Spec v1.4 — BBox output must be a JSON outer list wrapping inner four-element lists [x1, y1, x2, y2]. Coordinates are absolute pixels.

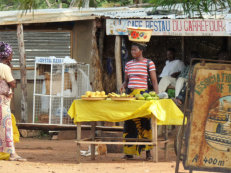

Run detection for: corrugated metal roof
[[96, 6, 231, 19], [0, 5, 231, 26], [0, 7, 129, 25]]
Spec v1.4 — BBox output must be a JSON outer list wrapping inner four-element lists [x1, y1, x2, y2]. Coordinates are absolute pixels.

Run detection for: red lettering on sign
[[189, 21, 192, 31], [217, 21, 224, 31], [184, 21, 188, 31], [209, 21, 215, 31], [172, 20, 177, 31]]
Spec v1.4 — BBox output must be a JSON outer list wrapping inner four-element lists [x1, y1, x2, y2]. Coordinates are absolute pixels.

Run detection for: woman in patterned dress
[[0, 42, 26, 161], [120, 42, 159, 160]]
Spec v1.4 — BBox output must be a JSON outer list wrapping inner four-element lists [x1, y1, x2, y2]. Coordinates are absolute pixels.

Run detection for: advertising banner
[[184, 63, 231, 172], [106, 19, 231, 36]]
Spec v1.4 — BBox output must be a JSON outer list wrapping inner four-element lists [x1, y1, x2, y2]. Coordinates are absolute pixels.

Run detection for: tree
[[0, 0, 133, 11], [149, 0, 231, 18]]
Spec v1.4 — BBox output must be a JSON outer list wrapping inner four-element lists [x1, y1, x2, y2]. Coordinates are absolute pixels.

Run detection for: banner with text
[[106, 19, 231, 36], [184, 63, 231, 172]]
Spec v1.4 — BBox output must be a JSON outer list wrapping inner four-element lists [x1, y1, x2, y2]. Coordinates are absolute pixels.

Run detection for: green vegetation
[[1, 0, 230, 18], [0, 0, 135, 11], [149, 0, 231, 17]]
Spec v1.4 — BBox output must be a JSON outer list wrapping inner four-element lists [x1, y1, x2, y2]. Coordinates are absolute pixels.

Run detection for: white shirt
[[159, 59, 185, 78]]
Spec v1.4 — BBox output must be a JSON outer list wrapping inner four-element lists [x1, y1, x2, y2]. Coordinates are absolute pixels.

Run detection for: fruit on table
[[136, 91, 159, 100], [82, 91, 107, 98], [137, 96, 145, 100], [149, 91, 156, 97], [146, 96, 153, 100], [143, 93, 150, 98], [108, 92, 134, 98], [108, 92, 120, 98]]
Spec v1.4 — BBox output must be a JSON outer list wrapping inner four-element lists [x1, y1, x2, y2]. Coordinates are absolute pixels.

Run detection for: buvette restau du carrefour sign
[[106, 19, 231, 36]]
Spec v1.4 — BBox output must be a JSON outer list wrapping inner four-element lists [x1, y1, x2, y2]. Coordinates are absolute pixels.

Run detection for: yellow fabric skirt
[[0, 114, 20, 160]]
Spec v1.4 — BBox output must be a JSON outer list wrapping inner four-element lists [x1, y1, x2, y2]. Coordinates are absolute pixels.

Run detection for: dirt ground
[[0, 136, 216, 173]]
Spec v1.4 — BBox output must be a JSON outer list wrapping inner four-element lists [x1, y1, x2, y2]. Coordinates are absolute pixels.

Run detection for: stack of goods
[[135, 91, 159, 100], [81, 91, 107, 98], [107, 92, 133, 98], [80, 91, 163, 101]]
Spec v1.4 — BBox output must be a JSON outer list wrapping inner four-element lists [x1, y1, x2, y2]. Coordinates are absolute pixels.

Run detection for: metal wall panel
[[0, 31, 71, 67]]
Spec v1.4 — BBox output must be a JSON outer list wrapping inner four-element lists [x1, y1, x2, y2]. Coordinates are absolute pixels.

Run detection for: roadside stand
[[68, 28, 185, 163], [68, 93, 184, 163], [0, 7, 230, 173]]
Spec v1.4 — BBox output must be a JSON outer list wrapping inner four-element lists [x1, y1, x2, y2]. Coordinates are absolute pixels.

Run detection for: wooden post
[[151, 117, 158, 162], [181, 37, 185, 61], [91, 122, 96, 160], [76, 122, 81, 163], [115, 36, 122, 92], [17, 24, 28, 123], [227, 37, 231, 57], [99, 24, 105, 65], [164, 125, 168, 161], [91, 20, 104, 91]]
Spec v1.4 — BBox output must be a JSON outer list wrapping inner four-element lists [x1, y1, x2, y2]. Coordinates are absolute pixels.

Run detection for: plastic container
[[127, 27, 153, 42]]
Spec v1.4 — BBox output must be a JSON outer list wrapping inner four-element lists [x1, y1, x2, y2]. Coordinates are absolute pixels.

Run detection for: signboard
[[106, 19, 231, 36], [35, 57, 64, 64], [184, 63, 231, 172]]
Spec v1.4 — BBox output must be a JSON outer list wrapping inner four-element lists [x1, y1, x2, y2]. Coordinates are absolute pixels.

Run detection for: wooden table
[[68, 99, 184, 163]]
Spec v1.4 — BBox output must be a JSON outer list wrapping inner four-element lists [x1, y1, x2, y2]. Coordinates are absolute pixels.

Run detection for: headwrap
[[0, 42, 13, 60]]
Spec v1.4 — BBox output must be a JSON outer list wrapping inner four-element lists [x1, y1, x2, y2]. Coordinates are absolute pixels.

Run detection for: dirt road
[[0, 138, 215, 173]]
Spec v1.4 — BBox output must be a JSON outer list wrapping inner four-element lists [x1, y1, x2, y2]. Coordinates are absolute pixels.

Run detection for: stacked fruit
[[108, 92, 133, 98], [81, 91, 107, 98], [135, 91, 159, 100]]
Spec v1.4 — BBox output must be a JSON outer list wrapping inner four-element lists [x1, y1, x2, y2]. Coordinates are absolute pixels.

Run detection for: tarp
[[68, 99, 185, 125]]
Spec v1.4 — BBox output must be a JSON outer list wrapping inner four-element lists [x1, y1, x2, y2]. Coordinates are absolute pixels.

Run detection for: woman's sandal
[[146, 155, 153, 161], [146, 151, 152, 161], [122, 155, 133, 160], [9, 155, 27, 162]]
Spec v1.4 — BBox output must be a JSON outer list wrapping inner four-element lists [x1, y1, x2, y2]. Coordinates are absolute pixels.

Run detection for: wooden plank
[[115, 35, 122, 92], [17, 24, 28, 122], [16, 123, 124, 131], [76, 141, 156, 145], [95, 137, 152, 142], [93, 136, 168, 143], [76, 122, 81, 164]]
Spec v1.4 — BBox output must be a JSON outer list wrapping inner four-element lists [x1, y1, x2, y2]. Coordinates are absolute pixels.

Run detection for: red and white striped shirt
[[125, 58, 156, 89]]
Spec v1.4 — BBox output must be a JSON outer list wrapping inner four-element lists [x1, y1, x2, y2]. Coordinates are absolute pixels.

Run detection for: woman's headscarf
[[0, 42, 13, 60]]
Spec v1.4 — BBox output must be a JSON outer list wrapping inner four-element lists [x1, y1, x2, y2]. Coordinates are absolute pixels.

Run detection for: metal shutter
[[0, 31, 71, 67]]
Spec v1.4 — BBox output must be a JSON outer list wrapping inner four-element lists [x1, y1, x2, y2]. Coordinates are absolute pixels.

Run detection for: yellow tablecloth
[[68, 99, 185, 125]]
